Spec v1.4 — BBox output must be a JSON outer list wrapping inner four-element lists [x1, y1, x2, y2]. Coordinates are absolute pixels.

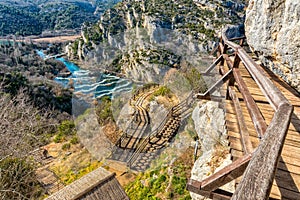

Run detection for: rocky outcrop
[[190, 100, 233, 199], [67, 0, 247, 82], [245, 0, 300, 92]]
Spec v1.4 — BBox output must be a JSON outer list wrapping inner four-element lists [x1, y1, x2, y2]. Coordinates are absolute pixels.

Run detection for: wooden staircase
[[109, 85, 157, 163], [127, 92, 194, 171]]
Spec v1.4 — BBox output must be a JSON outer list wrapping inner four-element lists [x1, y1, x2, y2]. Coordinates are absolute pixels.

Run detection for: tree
[[0, 87, 59, 199], [0, 88, 57, 158], [0, 157, 43, 200]]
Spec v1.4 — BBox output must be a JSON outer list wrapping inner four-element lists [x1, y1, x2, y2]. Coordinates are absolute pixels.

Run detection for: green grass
[[53, 120, 76, 143], [125, 146, 194, 199]]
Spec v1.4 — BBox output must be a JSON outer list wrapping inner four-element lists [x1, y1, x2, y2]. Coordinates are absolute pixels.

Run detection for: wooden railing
[[127, 91, 194, 168], [187, 29, 293, 199]]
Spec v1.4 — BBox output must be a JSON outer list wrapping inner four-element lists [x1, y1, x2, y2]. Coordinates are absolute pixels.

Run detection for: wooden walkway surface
[[226, 59, 300, 199]]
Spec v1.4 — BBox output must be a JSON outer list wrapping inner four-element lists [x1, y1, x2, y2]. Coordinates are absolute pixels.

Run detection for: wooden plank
[[222, 31, 291, 110], [270, 184, 300, 200], [227, 121, 300, 146], [230, 149, 300, 176], [232, 103, 293, 200], [228, 86, 253, 154], [239, 76, 300, 101], [228, 128, 300, 151], [226, 112, 300, 133], [226, 99, 300, 114], [235, 90, 270, 104], [229, 134, 300, 166], [187, 179, 232, 200], [241, 84, 300, 101], [240, 79, 300, 104]]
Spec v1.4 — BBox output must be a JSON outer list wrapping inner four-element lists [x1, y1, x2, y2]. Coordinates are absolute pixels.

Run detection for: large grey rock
[[190, 101, 232, 199], [192, 101, 227, 152], [245, 0, 300, 92]]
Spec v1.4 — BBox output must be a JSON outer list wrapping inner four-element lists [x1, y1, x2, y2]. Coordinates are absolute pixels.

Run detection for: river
[[37, 50, 133, 101]]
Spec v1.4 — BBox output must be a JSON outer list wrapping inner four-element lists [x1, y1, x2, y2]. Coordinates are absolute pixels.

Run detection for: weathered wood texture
[[228, 86, 253, 154], [200, 154, 252, 191], [190, 30, 298, 200], [223, 54, 267, 138], [231, 104, 293, 200], [226, 62, 300, 199], [218, 30, 294, 200], [45, 167, 129, 200], [222, 31, 290, 110]]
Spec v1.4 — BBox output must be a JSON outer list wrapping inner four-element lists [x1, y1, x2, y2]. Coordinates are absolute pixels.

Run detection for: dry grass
[[30, 35, 81, 43], [208, 144, 229, 173]]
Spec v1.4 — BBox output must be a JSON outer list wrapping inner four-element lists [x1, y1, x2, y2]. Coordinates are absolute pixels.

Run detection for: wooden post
[[228, 86, 253, 154]]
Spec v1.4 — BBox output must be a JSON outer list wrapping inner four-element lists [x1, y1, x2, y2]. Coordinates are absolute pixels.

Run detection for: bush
[[185, 67, 207, 93], [58, 120, 76, 136], [53, 120, 76, 143], [62, 143, 71, 150], [0, 157, 44, 199], [70, 136, 79, 144], [95, 96, 113, 126], [153, 86, 171, 97]]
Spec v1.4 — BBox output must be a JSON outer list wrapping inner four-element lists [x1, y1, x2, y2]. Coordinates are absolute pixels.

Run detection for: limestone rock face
[[245, 0, 300, 92], [190, 101, 233, 200]]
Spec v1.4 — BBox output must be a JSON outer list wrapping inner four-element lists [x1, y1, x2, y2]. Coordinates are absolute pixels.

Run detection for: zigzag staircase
[[127, 92, 194, 171], [109, 85, 158, 163]]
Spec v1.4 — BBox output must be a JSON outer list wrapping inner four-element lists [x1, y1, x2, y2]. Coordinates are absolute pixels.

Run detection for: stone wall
[[245, 0, 300, 92]]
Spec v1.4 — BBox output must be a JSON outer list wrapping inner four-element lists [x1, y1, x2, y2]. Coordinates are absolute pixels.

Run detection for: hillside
[[67, 0, 247, 82], [0, 0, 120, 36]]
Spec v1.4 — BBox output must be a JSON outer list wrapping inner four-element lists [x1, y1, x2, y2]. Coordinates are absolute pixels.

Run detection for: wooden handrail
[[223, 53, 267, 138], [223, 29, 293, 199], [188, 28, 293, 200], [222, 31, 289, 110], [232, 103, 293, 199], [189, 153, 252, 192]]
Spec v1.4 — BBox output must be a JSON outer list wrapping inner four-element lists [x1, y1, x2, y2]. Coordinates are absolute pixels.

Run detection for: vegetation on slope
[[78, 0, 245, 47], [125, 147, 195, 200], [0, 0, 120, 36], [0, 157, 43, 199], [0, 42, 72, 112], [0, 40, 75, 199]]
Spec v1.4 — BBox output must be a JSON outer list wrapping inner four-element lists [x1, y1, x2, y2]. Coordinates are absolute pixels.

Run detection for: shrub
[[0, 157, 44, 199], [53, 120, 76, 143], [96, 96, 113, 126], [62, 143, 71, 150], [153, 86, 171, 97], [70, 136, 79, 144]]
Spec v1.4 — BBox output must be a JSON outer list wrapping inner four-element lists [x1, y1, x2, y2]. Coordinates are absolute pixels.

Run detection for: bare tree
[[0, 89, 58, 157], [0, 87, 59, 199]]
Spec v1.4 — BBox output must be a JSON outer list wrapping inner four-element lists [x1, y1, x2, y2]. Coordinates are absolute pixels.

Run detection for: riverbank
[[0, 34, 80, 44]]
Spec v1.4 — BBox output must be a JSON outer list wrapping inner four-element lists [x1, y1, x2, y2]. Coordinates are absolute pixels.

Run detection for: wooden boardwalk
[[187, 30, 300, 199], [226, 60, 300, 199]]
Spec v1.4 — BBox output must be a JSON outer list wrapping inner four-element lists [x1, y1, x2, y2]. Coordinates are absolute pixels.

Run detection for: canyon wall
[[245, 0, 300, 92]]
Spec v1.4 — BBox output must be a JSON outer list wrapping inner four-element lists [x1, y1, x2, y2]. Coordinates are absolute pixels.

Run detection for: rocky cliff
[[245, 0, 300, 92], [67, 0, 246, 82]]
